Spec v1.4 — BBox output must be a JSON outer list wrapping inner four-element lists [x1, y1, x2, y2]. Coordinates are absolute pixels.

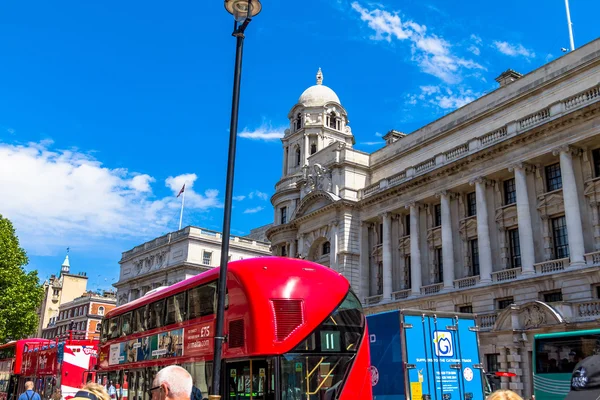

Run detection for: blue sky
[[1, 0, 598, 290]]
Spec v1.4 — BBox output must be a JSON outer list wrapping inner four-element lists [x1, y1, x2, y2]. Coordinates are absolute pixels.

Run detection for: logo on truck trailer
[[433, 331, 453, 357]]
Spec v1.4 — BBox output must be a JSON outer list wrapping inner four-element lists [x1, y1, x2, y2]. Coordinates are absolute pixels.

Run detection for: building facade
[[266, 40, 600, 398], [113, 225, 271, 305], [41, 291, 117, 340], [36, 254, 88, 337]]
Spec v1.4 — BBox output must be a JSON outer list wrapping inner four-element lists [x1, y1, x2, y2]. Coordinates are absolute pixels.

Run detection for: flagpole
[[178, 187, 186, 230], [565, 0, 575, 51]]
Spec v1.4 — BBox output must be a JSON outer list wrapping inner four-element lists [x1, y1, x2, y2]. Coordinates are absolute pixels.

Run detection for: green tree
[[0, 214, 44, 342]]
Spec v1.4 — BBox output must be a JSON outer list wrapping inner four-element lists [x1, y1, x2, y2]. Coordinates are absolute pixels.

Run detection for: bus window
[[122, 312, 133, 336], [165, 293, 186, 325], [133, 306, 147, 333], [188, 283, 216, 320], [148, 300, 165, 330], [536, 333, 600, 374], [109, 317, 121, 339], [182, 361, 213, 399], [101, 320, 109, 342]]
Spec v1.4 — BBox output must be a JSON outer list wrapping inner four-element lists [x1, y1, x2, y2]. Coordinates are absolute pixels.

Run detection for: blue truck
[[367, 310, 491, 400]]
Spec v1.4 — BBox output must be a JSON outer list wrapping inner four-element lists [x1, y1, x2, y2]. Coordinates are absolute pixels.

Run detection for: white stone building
[[266, 40, 600, 398], [114, 226, 271, 305]]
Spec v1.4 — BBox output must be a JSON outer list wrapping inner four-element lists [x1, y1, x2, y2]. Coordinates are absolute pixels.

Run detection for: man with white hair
[[149, 366, 193, 400]]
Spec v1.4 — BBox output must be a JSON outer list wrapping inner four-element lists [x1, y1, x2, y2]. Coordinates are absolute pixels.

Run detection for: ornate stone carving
[[508, 162, 536, 174], [552, 144, 583, 157], [302, 163, 333, 196], [519, 304, 547, 329]]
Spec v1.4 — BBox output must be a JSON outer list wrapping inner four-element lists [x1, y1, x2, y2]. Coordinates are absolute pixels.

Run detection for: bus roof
[[534, 328, 600, 340], [106, 256, 349, 319]]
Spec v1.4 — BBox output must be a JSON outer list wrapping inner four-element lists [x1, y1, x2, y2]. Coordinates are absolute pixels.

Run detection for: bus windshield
[[281, 291, 364, 400]]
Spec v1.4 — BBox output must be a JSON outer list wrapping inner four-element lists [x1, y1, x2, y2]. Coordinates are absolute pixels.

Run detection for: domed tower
[[281, 68, 354, 178], [268, 69, 355, 259]]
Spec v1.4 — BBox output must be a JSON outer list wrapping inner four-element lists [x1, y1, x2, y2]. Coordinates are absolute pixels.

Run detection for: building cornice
[[114, 262, 212, 288], [360, 89, 600, 207]]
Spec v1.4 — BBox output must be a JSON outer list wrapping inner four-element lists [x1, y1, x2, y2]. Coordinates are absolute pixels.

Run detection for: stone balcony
[[534, 258, 569, 274], [492, 267, 522, 282], [454, 275, 479, 289], [421, 283, 443, 295]]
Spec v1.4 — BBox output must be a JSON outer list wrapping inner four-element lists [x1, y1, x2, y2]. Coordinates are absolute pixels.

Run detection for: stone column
[[382, 213, 393, 300], [407, 203, 422, 296], [297, 234, 305, 259], [509, 163, 536, 274], [554, 146, 586, 265], [471, 178, 493, 282], [370, 224, 379, 296], [330, 222, 338, 269], [438, 191, 455, 289], [359, 222, 370, 301], [289, 239, 297, 259], [304, 134, 310, 164]]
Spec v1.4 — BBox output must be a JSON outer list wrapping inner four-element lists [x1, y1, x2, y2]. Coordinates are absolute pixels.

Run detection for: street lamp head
[[224, 0, 262, 22]]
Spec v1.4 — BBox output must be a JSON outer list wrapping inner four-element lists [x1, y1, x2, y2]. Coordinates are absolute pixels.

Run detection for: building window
[[593, 148, 600, 178], [434, 204, 442, 227], [405, 256, 411, 288], [470, 239, 480, 276], [596, 285, 600, 299], [377, 263, 383, 295], [552, 216, 569, 259], [497, 297, 514, 310], [543, 290, 563, 303], [504, 178, 516, 205], [296, 147, 301, 166], [280, 207, 287, 224], [322, 241, 330, 255], [53, 289, 60, 296], [435, 248, 443, 283], [405, 214, 411, 236], [508, 229, 521, 269], [486, 354, 500, 373], [203, 251, 212, 265], [328, 112, 336, 129], [281, 245, 287, 257], [378, 223, 383, 245], [296, 113, 302, 131], [545, 163, 563, 192], [458, 305, 473, 314], [467, 192, 477, 217], [310, 143, 317, 155], [83, 306, 88, 315], [98, 306, 105, 316]]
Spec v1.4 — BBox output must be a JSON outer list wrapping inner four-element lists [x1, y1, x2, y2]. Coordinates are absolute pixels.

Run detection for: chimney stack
[[495, 69, 522, 87]]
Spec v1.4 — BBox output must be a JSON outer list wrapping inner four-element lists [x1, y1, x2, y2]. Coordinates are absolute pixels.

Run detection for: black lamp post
[[209, 1, 262, 400]]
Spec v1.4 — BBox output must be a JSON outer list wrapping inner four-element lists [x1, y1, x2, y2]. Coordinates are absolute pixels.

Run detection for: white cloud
[[351, 2, 484, 83], [130, 174, 155, 193], [468, 45, 480, 56], [360, 141, 382, 146], [233, 195, 246, 201], [375, 132, 383, 137], [238, 124, 285, 141], [493, 41, 535, 59], [470, 34, 482, 45], [243, 206, 264, 214], [407, 86, 479, 110], [7, 128, 15, 135], [0, 140, 221, 255], [545, 53, 554, 62], [248, 190, 269, 201]]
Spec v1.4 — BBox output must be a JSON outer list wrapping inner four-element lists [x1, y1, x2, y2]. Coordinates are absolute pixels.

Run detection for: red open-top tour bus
[[97, 257, 372, 400], [0, 340, 48, 400]]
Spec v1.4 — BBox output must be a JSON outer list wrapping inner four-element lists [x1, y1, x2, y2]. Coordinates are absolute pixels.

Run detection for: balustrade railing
[[492, 267, 522, 282], [420, 283, 443, 295], [519, 108, 550, 129], [534, 258, 568, 274], [564, 85, 600, 110], [454, 276, 479, 288], [392, 289, 411, 300]]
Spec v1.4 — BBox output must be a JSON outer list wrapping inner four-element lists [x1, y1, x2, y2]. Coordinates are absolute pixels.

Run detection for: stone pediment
[[494, 301, 565, 331], [291, 190, 339, 221], [537, 191, 565, 217], [459, 217, 477, 239], [584, 178, 600, 205], [496, 204, 518, 228]]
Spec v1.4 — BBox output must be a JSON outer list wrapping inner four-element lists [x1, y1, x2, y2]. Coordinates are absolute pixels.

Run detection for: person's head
[[487, 390, 523, 400], [565, 354, 600, 399], [151, 366, 192, 400], [24, 382, 34, 391], [71, 383, 110, 400]]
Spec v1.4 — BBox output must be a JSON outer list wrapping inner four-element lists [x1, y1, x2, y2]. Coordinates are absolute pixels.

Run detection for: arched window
[[311, 143, 317, 155], [328, 112, 336, 129], [296, 147, 301, 166], [83, 306, 88, 315], [68, 309, 72, 318], [296, 113, 302, 131], [98, 306, 105, 316], [322, 241, 331, 255]]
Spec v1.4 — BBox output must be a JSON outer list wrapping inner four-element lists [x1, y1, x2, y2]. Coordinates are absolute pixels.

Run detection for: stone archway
[[494, 301, 566, 331]]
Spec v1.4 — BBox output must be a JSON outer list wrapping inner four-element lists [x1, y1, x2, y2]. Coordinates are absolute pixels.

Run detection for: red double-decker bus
[[19, 335, 98, 400], [97, 257, 371, 400], [0, 340, 47, 400]]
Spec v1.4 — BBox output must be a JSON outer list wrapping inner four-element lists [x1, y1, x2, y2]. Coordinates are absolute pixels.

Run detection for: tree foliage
[[0, 214, 44, 342]]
